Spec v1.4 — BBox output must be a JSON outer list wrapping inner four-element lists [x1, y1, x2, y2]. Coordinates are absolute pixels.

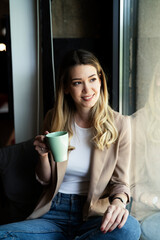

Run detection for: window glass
[[123, 1, 160, 239]]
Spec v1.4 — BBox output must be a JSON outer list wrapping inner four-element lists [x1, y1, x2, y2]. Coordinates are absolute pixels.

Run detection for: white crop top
[[59, 122, 93, 195]]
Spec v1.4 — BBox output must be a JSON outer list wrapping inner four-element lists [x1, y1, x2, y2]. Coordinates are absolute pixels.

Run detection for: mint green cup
[[46, 131, 68, 162]]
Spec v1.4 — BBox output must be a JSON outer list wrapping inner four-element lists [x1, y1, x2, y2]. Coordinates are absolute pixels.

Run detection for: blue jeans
[[0, 193, 141, 240], [140, 212, 160, 240]]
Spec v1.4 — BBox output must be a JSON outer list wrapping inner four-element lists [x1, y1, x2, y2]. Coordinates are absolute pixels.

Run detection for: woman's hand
[[34, 131, 50, 157], [34, 131, 51, 184], [100, 200, 129, 233]]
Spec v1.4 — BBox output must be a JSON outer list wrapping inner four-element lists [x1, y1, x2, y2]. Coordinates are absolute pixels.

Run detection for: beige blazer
[[28, 110, 131, 221]]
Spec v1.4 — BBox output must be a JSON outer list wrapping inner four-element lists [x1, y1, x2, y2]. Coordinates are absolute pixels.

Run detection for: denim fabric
[[0, 193, 141, 240], [140, 212, 160, 240]]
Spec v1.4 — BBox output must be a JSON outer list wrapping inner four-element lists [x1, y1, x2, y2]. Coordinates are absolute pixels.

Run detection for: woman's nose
[[82, 82, 90, 93]]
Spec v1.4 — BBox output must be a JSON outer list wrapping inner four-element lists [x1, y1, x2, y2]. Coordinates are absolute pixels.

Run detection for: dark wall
[[41, 0, 120, 115]]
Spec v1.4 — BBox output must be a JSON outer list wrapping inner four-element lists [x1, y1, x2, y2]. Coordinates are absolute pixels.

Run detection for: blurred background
[[0, 0, 159, 144]]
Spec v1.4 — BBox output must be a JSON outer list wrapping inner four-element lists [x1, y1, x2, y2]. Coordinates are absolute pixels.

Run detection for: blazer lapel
[[53, 159, 68, 196], [87, 147, 108, 202]]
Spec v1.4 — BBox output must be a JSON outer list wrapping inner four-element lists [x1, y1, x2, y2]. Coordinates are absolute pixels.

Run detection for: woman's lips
[[81, 94, 95, 101]]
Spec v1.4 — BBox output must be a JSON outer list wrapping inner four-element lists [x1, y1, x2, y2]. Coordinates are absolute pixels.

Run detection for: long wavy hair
[[50, 49, 118, 150]]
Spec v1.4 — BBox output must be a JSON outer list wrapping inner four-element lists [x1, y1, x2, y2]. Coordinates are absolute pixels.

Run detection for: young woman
[[0, 49, 141, 240]]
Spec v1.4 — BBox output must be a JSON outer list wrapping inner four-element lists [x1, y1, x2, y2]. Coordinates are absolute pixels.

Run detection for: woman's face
[[66, 64, 101, 112]]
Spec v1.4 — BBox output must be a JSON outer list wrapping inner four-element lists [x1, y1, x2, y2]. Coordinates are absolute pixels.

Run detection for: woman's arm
[[34, 132, 51, 184], [101, 116, 131, 233]]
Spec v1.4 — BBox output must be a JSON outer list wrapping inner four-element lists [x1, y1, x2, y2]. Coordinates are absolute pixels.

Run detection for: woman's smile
[[81, 94, 95, 101]]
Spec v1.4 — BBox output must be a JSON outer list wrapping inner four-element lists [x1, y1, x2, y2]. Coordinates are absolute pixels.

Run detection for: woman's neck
[[74, 110, 91, 128]]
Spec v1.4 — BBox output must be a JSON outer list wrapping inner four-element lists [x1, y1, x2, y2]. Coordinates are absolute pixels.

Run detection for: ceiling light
[[0, 43, 6, 51]]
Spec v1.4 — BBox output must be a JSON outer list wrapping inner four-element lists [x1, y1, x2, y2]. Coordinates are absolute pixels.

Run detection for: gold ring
[[106, 210, 111, 213], [106, 208, 112, 213]]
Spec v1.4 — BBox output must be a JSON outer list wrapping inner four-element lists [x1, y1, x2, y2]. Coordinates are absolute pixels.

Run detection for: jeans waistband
[[56, 192, 87, 201]]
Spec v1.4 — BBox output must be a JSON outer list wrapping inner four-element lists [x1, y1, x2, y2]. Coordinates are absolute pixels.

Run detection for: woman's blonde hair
[[50, 49, 118, 150]]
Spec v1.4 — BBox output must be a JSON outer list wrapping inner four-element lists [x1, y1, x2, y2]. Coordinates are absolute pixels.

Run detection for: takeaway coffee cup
[[46, 131, 68, 162]]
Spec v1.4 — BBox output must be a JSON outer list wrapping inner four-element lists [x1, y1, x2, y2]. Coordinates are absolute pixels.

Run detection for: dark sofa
[[0, 139, 43, 225]]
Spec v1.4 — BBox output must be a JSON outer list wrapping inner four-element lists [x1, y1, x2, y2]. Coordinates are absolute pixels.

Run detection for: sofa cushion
[[0, 139, 43, 224]]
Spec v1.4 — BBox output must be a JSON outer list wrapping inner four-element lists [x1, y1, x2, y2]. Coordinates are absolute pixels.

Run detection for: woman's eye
[[90, 78, 97, 82], [72, 81, 81, 86]]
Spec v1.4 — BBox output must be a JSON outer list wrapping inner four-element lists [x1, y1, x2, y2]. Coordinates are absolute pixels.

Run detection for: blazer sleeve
[[108, 115, 131, 202]]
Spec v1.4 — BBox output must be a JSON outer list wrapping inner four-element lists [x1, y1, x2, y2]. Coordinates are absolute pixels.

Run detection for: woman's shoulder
[[112, 110, 131, 132], [131, 107, 148, 123], [112, 110, 130, 122]]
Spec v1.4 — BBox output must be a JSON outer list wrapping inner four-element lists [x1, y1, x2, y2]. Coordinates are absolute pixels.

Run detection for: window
[[122, 0, 160, 239]]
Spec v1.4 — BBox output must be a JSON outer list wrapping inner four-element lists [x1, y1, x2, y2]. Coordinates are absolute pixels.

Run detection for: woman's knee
[[76, 215, 141, 240], [120, 215, 141, 240]]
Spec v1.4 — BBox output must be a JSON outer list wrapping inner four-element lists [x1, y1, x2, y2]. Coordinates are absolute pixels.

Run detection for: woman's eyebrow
[[88, 74, 96, 78], [71, 77, 82, 81], [72, 74, 96, 81]]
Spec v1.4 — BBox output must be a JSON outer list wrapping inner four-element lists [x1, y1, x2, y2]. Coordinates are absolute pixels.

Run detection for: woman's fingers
[[35, 144, 48, 152], [109, 208, 128, 232], [118, 209, 129, 229], [101, 206, 115, 232], [100, 205, 129, 233], [34, 133, 49, 156], [44, 131, 49, 135], [101, 206, 119, 233]]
